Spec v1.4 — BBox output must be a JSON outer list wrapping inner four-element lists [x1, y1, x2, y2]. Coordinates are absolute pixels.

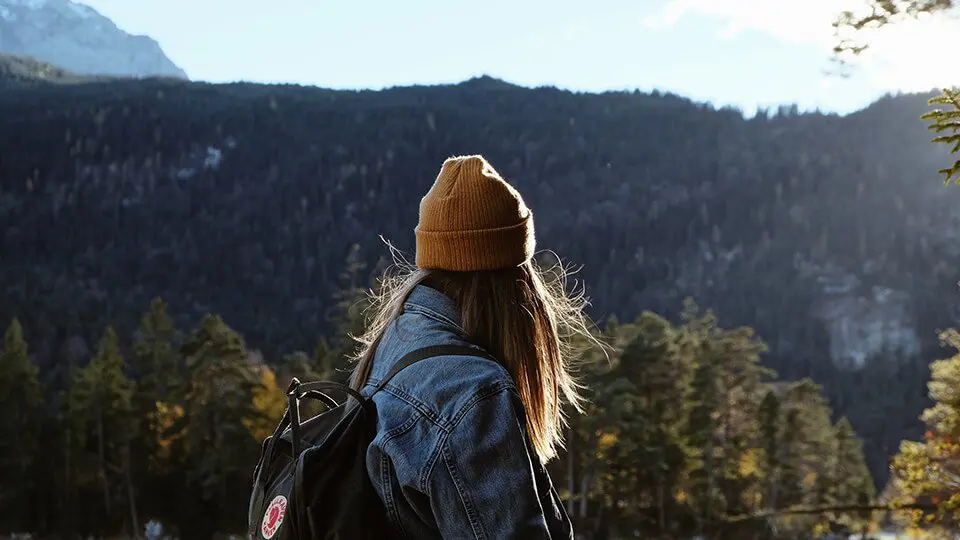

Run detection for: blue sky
[[82, 0, 958, 116]]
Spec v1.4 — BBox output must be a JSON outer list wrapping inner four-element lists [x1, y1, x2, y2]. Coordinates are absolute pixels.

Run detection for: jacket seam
[[381, 386, 449, 430], [370, 366, 511, 432], [442, 443, 487, 540], [450, 380, 514, 426], [381, 410, 423, 442], [378, 416, 421, 540], [419, 382, 515, 493]]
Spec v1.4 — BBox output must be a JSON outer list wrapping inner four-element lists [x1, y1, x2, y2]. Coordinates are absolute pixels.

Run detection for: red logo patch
[[261, 495, 287, 539]]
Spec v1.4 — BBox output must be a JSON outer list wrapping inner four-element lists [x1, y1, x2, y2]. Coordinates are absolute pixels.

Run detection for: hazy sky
[[81, 0, 959, 115]]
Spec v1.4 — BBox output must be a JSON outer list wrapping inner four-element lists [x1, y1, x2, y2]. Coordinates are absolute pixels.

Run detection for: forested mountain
[[0, 70, 956, 490]]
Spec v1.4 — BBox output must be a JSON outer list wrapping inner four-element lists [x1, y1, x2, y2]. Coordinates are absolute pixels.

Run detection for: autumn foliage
[[886, 328, 960, 532]]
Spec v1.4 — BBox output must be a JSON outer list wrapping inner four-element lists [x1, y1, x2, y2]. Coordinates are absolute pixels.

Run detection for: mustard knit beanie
[[415, 155, 535, 271]]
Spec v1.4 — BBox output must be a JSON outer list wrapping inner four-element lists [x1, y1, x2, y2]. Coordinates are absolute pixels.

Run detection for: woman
[[349, 154, 599, 539]]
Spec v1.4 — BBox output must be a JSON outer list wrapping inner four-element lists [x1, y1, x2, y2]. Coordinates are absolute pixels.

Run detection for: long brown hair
[[348, 249, 603, 463]]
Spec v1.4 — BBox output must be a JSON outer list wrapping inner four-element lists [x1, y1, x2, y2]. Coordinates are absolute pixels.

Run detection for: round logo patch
[[261, 495, 288, 539]]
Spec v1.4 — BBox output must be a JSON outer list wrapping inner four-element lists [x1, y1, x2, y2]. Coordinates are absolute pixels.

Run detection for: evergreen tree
[[680, 299, 772, 533], [777, 406, 805, 510], [129, 298, 180, 523], [322, 243, 371, 383], [773, 379, 838, 535], [713, 324, 772, 520], [758, 389, 782, 510], [64, 327, 137, 536], [280, 350, 316, 384], [686, 338, 725, 534], [618, 312, 694, 536], [312, 339, 330, 378], [132, 297, 180, 410], [173, 314, 262, 537], [923, 89, 960, 184], [828, 417, 876, 534], [279, 350, 327, 417], [561, 320, 614, 531], [0, 318, 43, 530]]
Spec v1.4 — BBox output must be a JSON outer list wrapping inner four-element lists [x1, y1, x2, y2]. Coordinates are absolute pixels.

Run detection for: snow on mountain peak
[[0, 0, 187, 79]]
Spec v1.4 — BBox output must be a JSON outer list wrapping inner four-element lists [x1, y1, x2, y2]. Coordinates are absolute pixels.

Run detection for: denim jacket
[[358, 284, 574, 540]]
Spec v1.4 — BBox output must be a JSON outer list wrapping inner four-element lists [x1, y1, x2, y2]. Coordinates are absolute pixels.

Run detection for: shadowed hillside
[[0, 73, 955, 485]]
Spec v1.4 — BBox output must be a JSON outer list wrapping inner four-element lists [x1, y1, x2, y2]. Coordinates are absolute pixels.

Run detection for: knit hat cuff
[[415, 215, 535, 271]]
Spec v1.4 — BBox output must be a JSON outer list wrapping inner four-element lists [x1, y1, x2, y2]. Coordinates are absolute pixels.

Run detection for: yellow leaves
[[597, 432, 618, 454], [903, 524, 935, 538], [738, 448, 760, 478], [811, 520, 831, 537], [245, 367, 287, 442], [890, 337, 960, 527], [153, 400, 185, 459], [802, 471, 819, 490]]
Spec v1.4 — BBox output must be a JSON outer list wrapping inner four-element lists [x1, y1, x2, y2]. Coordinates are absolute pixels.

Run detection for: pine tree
[[922, 89, 960, 184], [711, 324, 772, 520], [321, 244, 372, 383], [64, 327, 137, 536], [680, 299, 772, 533], [758, 389, 782, 510], [563, 320, 616, 530], [129, 298, 180, 523], [0, 318, 43, 530], [312, 339, 330, 378], [787, 380, 835, 496], [777, 406, 805, 510], [829, 417, 876, 534], [771, 378, 840, 536], [618, 312, 694, 535], [280, 350, 315, 384], [686, 339, 725, 534], [132, 298, 179, 410], [279, 350, 327, 417], [174, 314, 262, 535]]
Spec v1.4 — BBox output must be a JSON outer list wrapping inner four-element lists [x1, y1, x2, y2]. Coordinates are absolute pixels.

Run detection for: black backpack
[[247, 344, 493, 540]]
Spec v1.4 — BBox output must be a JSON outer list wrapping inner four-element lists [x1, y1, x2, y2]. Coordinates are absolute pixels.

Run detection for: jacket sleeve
[[425, 386, 573, 540]]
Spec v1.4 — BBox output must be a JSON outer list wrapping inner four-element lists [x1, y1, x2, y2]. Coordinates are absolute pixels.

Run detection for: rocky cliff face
[[0, 0, 186, 78]]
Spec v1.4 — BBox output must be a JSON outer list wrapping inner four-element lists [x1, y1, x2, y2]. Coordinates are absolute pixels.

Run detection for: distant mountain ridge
[[0, 0, 186, 79]]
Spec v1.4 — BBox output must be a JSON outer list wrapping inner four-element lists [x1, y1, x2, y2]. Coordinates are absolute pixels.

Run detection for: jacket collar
[[362, 284, 463, 388], [403, 284, 461, 326]]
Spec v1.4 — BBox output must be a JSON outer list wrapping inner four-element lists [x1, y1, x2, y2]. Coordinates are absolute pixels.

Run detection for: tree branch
[[724, 502, 938, 524]]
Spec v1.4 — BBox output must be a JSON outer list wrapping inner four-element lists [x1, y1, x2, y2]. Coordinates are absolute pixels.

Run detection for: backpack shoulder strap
[[373, 344, 495, 394]]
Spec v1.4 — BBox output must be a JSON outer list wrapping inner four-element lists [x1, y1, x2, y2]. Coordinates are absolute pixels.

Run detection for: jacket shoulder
[[381, 341, 515, 428]]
